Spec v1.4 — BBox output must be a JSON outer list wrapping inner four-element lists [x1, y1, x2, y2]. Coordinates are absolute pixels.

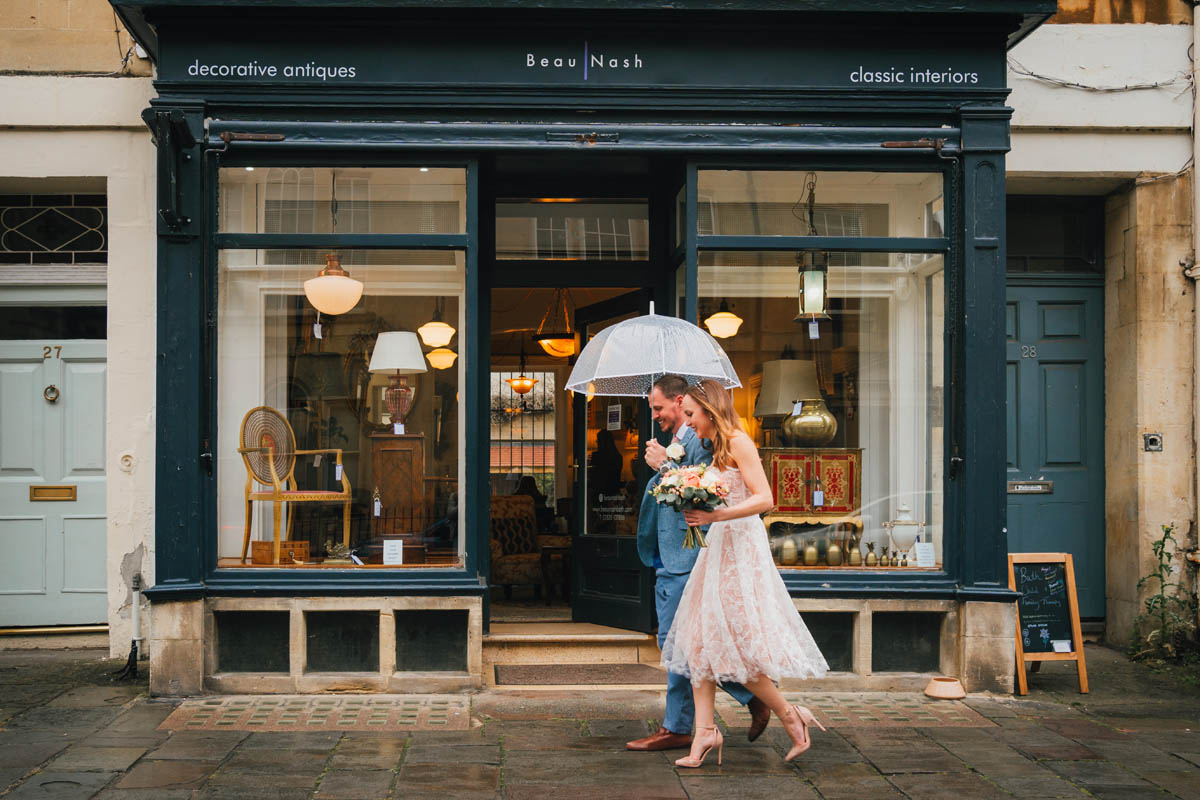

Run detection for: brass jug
[[780, 399, 838, 447]]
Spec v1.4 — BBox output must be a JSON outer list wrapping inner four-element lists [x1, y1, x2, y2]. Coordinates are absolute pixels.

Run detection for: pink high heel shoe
[[782, 705, 825, 761], [674, 725, 723, 768]]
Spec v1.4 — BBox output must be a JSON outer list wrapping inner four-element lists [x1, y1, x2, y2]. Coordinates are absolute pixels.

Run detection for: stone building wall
[[0, 0, 152, 75], [1104, 176, 1196, 646]]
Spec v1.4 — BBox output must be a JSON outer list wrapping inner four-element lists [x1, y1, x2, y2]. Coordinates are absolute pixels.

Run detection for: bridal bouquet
[[649, 463, 731, 548]]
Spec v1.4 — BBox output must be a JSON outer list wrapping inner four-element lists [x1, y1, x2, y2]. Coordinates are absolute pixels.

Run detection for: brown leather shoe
[[626, 726, 694, 751], [747, 696, 770, 742]]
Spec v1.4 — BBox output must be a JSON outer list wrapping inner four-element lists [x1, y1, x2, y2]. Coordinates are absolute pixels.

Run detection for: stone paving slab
[[159, 694, 469, 732], [717, 692, 993, 729]]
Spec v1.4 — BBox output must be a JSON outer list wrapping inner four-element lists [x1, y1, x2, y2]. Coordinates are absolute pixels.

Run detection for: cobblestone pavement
[[0, 644, 1197, 799]]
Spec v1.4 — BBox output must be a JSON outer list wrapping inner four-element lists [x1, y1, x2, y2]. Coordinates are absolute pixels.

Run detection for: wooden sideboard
[[760, 448, 863, 521], [370, 432, 425, 535]]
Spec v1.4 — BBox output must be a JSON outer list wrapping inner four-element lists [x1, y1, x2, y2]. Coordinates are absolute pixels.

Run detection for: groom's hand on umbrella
[[645, 440, 667, 471]]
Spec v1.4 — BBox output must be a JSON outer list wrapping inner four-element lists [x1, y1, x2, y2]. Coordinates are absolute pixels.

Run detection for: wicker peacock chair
[[238, 406, 352, 564]]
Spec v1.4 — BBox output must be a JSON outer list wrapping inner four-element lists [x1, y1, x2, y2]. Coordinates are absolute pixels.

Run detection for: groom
[[626, 374, 769, 751]]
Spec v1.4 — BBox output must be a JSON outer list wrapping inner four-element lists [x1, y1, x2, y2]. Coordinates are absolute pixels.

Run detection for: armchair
[[489, 494, 569, 599], [238, 406, 352, 564]]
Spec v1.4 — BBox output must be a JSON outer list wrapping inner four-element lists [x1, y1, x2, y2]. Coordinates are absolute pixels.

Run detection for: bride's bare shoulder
[[729, 431, 758, 459]]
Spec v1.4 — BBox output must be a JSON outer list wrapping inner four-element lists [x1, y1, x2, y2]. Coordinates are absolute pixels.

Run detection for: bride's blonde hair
[[685, 379, 744, 470]]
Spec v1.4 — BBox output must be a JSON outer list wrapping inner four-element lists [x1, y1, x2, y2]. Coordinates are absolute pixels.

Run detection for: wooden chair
[[238, 406, 352, 564]]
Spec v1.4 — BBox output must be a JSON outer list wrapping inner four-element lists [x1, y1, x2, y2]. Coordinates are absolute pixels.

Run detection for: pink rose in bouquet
[[648, 463, 731, 548]]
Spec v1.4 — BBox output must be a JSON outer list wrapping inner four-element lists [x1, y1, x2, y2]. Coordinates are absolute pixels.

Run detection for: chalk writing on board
[[1014, 563, 1073, 654]]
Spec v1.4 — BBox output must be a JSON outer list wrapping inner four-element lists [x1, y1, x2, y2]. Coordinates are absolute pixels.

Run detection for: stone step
[[483, 622, 659, 666]]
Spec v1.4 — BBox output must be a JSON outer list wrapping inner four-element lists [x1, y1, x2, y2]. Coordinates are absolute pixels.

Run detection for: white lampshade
[[303, 253, 363, 315], [753, 359, 822, 418], [703, 300, 743, 339], [426, 347, 458, 370], [369, 331, 428, 375]]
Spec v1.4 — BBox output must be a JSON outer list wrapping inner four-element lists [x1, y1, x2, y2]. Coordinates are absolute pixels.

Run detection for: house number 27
[[1020, 345, 1037, 358], [43, 345, 62, 359]]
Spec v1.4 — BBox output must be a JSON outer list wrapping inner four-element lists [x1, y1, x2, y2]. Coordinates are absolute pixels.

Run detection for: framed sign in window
[[1007, 552, 1089, 696]]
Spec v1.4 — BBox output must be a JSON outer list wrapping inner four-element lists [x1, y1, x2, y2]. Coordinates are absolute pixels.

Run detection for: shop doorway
[[487, 287, 655, 631]]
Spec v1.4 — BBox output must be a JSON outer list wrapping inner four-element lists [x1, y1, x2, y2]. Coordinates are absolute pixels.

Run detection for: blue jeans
[[656, 569, 755, 734]]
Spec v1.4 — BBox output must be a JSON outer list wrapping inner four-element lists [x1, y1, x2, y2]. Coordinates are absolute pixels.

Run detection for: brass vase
[[865, 542, 878, 566], [780, 399, 838, 447], [803, 539, 819, 566], [780, 537, 799, 566], [848, 545, 862, 567], [826, 542, 842, 567]]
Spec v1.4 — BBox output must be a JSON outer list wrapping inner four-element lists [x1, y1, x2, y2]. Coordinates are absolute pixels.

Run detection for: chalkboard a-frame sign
[[1008, 553, 1089, 695]]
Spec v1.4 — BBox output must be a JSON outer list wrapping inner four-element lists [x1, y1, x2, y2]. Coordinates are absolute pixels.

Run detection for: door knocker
[[43, 385, 60, 403]]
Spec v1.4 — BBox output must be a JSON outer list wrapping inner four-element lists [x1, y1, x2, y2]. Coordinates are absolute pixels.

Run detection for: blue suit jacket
[[637, 425, 713, 574]]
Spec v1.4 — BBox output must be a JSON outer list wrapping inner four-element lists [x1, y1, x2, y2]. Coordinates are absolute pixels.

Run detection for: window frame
[[200, 151, 485, 592], [683, 157, 961, 594]]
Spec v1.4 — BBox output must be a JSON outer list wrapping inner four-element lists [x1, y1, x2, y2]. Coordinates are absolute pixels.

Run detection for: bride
[[660, 378, 829, 768]]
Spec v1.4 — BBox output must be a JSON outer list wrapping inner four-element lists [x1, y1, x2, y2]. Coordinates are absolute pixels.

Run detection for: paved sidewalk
[[0, 644, 1197, 799]]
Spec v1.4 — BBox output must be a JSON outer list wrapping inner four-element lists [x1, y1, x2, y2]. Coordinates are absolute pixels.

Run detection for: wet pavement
[[0, 644, 1197, 799]]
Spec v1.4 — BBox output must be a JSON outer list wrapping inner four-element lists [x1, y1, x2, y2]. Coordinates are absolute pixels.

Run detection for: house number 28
[[1020, 345, 1037, 358]]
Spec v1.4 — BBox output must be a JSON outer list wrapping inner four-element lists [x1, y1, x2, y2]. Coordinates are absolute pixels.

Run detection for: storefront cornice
[[200, 120, 968, 155], [112, 0, 1054, 64]]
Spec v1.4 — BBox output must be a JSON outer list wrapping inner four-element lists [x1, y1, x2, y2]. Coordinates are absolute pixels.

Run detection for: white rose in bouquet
[[698, 469, 720, 490]]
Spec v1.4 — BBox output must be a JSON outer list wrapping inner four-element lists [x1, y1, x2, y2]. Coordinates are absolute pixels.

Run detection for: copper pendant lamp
[[534, 287, 576, 358]]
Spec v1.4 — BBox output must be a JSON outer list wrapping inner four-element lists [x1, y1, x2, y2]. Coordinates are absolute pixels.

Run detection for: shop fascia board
[[144, 573, 489, 601]]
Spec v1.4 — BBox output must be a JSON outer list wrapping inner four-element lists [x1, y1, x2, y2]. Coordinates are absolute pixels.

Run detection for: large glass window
[[694, 169, 945, 572], [215, 164, 468, 571], [697, 170, 943, 240]]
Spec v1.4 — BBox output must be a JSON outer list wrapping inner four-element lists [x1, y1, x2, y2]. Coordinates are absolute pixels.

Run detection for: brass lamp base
[[781, 399, 838, 447]]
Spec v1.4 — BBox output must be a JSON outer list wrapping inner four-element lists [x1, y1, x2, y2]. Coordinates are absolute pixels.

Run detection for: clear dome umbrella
[[565, 302, 741, 396]]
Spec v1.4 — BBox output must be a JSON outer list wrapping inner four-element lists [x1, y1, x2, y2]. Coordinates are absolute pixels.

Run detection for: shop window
[[219, 167, 466, 236], [0, 192, 107, 265], [305, 611, 379, 672], [871, 612, 943, 673], [216, 248, 464, 570], [215, 611, 290, 673], [496, 198, 649, 260], [695, 238, 944, 570], [394, 610, 469, 672], [696, 170, 942, 240]]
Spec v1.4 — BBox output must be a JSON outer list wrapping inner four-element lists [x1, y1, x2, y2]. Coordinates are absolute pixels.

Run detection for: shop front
[[113, 0, 1053, 695]]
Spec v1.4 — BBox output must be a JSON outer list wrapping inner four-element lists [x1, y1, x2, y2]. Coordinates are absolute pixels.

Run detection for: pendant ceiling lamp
[[304, 253, 363, 316], [425, 347, 458, 370], [534, 287, 576, 358], [703, 299, 743, 339], [793, 172, 831, 322], [505, 347, 539, 395], [417, 297, 456, 348]]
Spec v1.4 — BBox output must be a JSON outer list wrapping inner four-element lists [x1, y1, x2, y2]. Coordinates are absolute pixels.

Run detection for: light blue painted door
[[1005, 286, 1105, 617], [0, 341, 107, 626]]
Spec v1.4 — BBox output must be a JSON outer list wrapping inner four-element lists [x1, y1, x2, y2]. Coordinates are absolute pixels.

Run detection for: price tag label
[[373, 498, 381, 517], [808, 321, 819, 339], [914, 541, 936, 568], [312, 453, 322, 467], [393, 422, 404, 435], [812, 489, 824, 507], [335, 464, 343, 481], [382, 539, 404, 565], [313, 322, 323, 339], [1052, 639, 1072, 653], [349, 554, 364, 565]]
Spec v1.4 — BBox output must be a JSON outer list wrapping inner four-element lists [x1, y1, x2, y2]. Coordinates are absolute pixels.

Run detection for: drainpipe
[[1186, 16, 1200, 589]]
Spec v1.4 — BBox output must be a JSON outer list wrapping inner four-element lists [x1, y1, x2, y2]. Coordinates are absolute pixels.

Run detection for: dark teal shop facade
[[112, 0, 1054, 695]]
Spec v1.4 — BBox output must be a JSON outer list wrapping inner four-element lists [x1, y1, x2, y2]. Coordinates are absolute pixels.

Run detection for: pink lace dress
[[661, 467, 829, 686]]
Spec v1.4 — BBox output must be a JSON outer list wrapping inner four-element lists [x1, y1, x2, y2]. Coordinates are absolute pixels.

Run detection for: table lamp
[[369, 331, 427, 434]]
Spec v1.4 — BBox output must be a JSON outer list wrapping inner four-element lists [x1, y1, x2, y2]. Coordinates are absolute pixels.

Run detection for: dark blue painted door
[[1005, 285, 1105, 618]]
